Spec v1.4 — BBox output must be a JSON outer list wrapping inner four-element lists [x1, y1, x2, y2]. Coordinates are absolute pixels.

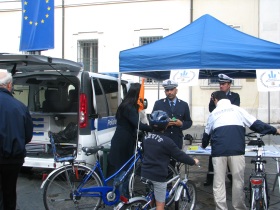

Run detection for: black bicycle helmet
[[149, 110, 170, 130]]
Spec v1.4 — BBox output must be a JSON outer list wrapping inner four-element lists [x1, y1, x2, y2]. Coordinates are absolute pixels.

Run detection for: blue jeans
[[114, 171, 129, 198]]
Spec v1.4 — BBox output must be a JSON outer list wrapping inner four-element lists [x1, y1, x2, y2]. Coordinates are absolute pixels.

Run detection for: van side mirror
[[144, 98, 148, 109]]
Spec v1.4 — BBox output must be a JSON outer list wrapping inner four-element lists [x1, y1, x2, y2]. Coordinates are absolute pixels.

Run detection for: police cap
[[162, 79, 178, 89], [218, 74, 233, 83]]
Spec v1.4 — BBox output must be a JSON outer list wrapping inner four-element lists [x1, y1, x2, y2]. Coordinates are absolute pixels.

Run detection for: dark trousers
[[0, 163, 22, 210], [206, 156, 232, 182]]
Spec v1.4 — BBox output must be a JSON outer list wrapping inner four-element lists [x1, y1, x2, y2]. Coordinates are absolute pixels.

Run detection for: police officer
[[152, 79, 192, 149], [204, 74, 240, 186], [209, 74, 240, 112]]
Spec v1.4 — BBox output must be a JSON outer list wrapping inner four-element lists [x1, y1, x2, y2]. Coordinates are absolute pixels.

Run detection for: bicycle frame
[[247, 133, 269, 210], [250, 175, 268, 209], [118, 162, 197, 210], [142, 175, 185, 210], [73, 151, 142, 206], [42, 134, 144, 207], [174, 176, 192, 203]]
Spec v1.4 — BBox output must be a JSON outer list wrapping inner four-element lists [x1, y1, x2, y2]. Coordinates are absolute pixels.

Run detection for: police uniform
[[152, 79, 192, 149], [209, 74, 240, 112]]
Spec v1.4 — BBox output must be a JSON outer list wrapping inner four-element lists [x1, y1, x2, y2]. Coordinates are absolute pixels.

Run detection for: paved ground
[[16, 125, 280, 209]]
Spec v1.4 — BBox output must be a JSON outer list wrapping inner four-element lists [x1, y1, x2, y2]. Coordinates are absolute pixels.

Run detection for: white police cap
[[162, 79, 178, 89], [218, 74, 233, 83]]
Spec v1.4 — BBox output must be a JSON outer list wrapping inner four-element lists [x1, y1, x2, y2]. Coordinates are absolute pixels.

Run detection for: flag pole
[[62, 0, 65, 58]]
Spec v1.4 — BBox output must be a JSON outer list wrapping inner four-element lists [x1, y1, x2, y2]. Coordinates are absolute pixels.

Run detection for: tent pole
[[158, 81, 160, 99], [118, 73, 122, 105], [268, 92, 270, 124], [62, 0, 65, 59]]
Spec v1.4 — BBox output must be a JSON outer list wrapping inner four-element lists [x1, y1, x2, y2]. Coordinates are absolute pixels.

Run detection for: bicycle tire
[[250, 190, 266, 210], [128, 162, 178, 206], [43, 164, 102, 210], [119, 199, 151, 210], [175, 180, 197, 210], [255, 198, 264, 210], [250, 182, 269, 210]]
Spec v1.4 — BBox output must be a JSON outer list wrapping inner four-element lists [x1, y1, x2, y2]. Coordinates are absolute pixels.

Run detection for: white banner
[[169, 69, 199, 86], [256, 69, 280, 92]]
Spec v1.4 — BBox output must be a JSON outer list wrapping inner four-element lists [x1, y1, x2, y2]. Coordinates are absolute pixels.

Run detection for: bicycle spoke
[[43, 165, 102, 210]]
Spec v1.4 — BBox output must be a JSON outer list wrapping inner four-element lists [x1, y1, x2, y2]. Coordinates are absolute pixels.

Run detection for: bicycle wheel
[[43, 164, 102, 210], [253, 198, 265, 210], [175, 180, 196, 210], [119, 199, 151, 210], [128, 162, 178, 206]]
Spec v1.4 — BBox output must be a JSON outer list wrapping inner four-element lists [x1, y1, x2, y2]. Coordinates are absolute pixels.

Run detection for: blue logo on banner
[[19, 0, 54, 51]]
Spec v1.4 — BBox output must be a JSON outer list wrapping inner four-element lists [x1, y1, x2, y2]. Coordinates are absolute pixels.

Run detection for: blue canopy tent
[[119, 14, 280, 80]]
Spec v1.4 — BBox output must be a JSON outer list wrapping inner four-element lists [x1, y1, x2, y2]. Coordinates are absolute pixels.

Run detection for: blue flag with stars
[[20, 0, 54, 51]]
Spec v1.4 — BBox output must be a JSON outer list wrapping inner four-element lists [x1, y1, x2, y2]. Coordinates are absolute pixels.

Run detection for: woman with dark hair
[[108, 83, 152, 196]]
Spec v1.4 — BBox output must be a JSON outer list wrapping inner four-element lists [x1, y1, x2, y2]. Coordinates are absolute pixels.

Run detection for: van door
[[91, 77, 119, 146]]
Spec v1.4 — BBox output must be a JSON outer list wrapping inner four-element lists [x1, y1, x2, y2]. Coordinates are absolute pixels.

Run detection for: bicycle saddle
[[82, 146, 104, 156]]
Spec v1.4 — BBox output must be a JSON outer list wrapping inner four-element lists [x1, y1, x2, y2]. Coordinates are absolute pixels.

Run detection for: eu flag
[[20, 0, 54, 51]]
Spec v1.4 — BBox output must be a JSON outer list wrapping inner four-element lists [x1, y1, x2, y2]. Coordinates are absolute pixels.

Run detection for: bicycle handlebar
[[251, 159, 266, 164], [246, 132, 266, 147]]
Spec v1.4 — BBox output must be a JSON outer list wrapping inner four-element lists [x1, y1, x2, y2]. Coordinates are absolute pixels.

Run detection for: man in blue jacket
[[202, 91, 280, 210], [0, 70, 33, 210], [152, 79, 192, 150]]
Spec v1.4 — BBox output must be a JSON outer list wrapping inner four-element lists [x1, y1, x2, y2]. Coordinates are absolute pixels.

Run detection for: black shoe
[[203, 180, 213, 186]]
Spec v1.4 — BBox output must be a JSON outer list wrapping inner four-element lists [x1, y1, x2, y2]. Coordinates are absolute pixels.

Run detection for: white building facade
[[0, 0, 279, 125]]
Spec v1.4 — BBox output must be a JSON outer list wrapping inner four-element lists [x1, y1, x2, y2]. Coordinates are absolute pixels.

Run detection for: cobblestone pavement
[[16, 125, 280, 210]]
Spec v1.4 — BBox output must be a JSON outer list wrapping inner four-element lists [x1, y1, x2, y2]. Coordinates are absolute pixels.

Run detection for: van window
[[93, 79, 108, 118], [13, 75, 79, 113], [92, 78, 118, 118], [99, 79, 118, 116], [13, 85, 29, 107]]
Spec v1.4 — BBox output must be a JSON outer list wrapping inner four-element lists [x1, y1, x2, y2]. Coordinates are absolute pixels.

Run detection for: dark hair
[[116, 83, 141, 118], [211, 91, 227, 101], [149, 110, 170, 131]]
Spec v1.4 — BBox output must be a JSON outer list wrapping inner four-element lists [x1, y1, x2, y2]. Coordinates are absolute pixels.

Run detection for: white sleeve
[[204, 114, 214, 135], [237, 107, 256, 127]]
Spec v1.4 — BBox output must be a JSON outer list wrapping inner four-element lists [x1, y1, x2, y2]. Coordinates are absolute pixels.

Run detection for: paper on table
[[187, 145, 199, 150]]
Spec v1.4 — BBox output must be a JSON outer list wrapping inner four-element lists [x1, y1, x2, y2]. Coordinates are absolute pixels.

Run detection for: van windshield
[[13, 75, 79, 113]]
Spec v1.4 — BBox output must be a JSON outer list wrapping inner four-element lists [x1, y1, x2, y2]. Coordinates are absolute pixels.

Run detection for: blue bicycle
[[41, 133, 177, 210], [120, 162, 197, 210]]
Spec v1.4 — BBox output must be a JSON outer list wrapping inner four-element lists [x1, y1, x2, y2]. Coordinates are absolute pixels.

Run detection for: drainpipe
[[190, 0, 193, 22], [62, 0, 65, 59], [189, 0, 193, 117]]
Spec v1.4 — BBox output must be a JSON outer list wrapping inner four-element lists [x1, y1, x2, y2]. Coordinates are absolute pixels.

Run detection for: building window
[[77, 40, 98, 72], [146, 78, 153, 84], [140, 36, 163, 82], [140, 36, 162, 45], [209, 78, 234, 86]]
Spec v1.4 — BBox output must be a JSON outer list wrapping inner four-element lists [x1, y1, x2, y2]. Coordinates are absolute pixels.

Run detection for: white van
[[0, 53, 128, 169]]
